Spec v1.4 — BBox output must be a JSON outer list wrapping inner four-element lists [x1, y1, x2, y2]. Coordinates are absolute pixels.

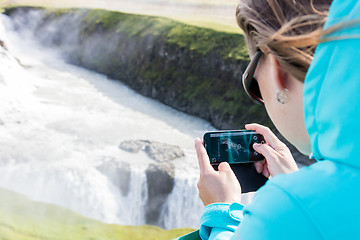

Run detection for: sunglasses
[[242, 50, 264, 105]]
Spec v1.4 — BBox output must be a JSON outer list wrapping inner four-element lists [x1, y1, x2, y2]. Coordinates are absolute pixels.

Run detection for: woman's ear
[[268, 54, 289, 90]]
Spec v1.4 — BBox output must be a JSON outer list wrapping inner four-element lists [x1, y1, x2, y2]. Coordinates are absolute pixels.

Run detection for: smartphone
[[203, 130, 265, 165], [203, 130, 268, 193]]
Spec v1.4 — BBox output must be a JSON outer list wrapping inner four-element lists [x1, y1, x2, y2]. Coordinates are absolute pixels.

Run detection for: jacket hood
[[303, 0, 360, 167]]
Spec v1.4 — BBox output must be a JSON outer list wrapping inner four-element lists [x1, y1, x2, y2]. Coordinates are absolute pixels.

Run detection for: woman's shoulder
[[242, 160, 360, 239], [268, 160, 360, 195]]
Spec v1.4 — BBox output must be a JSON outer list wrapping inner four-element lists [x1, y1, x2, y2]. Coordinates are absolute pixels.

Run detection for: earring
[[276, 89, 289, 104]]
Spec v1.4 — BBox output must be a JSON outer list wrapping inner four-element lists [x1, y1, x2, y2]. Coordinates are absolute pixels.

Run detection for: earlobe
[[276, 89, 289, 104]]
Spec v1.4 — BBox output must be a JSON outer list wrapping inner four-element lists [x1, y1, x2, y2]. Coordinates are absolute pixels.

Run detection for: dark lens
[[249, 77, 262, 101]]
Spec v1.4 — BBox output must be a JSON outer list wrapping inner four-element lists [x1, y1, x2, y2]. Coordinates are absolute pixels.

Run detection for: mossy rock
[[78, 9, 249, 60], [3, 6, 270, 129]]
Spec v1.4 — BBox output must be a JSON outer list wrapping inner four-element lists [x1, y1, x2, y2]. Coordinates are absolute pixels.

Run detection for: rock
[[95, 153, 176, 227], [119, 140, 148, 153], [144, 142, 184, 162], [119, 140, 179, 226], [119, 140, 185, 162], [0, 39, 30, 68], [96, 159, 131, 196], [145, 162, 175, 226], [0, 40, 8, 51]]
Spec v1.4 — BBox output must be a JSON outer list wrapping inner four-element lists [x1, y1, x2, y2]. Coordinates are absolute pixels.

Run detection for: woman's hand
[[245, 123, 299, 178], [195, 138, 242, 206]]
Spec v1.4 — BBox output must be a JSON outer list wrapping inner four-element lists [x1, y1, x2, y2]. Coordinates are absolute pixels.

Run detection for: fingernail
[[253, 143, 261, 149], [255, 163, 260, 172]]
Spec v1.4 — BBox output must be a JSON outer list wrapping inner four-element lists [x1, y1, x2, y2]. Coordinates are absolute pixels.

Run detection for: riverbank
[[0, 20, 208, 230], [5, 7, 272, 131], [0, 187, 193, 239], [2, 0, 240, 33], [3, 6, 312, 165]]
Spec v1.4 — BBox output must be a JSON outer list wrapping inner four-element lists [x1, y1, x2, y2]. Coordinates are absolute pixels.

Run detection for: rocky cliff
[[5, 7, 271, 130], [4, 7, 312, 165]]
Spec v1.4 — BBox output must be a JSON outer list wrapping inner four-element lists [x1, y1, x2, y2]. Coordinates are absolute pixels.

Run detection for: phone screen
[[203, 130, 265, 164]]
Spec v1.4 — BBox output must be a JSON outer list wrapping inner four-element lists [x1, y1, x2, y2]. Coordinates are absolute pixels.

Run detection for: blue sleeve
[[199, 203, 243, 240], [199, 183, 322, 240]]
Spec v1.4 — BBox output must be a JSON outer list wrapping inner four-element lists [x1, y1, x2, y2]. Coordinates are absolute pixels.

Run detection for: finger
[[254, 161, 264, 174], [218, 162, 232, 173], [253, 143, 280, 166], [218, 162, 238, 182], [195, 138, 214, 174], [245, 123, 284, 149], [245, 123, 281, 147], [263, 162, 270, 178]]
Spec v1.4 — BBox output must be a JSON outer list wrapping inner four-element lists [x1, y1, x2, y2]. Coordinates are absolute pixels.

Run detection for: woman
[[195, 0, 360, 239]]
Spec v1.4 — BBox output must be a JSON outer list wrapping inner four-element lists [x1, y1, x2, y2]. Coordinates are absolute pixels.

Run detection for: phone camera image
[[203, 130, 269, 193], [203, 130, 264, 164]]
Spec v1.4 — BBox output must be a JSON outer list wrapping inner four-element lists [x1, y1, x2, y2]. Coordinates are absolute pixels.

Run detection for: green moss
[[0, 187, 193, 240], [0, 0, 5, 11], [172, 18, 241, 34], [73, 9, 249, 60], [143, 69, 162, 84], [180, 76, 214, 100], [150, 0, 235, 6], [166, 23, 248, 59], [13, 7, 248, 60], [45, 8, 75, 17], [82, 10, 173, 38], [84, 10, 126, 31]]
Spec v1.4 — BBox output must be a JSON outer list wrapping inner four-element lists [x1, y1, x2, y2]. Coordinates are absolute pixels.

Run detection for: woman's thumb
[[218, 162, 232, 173]]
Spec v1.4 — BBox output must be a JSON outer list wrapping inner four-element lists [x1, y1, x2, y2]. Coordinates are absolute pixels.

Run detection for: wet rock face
[[0, 40, 8, 50], [119, 140, 185, 162], [119, 140, 145, 153], [144, 142, 185, 162], [4, 7, 270, 132], [145, 163, 175, 225], [119, 139, 181, 226], [94, 155, 177, 227], [96, 160, 131, 196]]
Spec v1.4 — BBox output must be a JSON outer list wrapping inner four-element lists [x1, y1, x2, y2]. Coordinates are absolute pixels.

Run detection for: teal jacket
[[199, 1, 360, 239]]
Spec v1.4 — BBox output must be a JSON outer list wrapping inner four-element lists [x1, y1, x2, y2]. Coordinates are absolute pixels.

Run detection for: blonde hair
[[236, 0, 332, 82]]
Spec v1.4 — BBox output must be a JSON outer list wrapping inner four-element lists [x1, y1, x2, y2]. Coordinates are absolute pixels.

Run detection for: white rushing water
[[0, 12, 254, 229]]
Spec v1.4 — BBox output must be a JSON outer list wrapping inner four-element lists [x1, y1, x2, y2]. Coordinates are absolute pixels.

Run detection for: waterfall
[[0, 10, 254, 230]]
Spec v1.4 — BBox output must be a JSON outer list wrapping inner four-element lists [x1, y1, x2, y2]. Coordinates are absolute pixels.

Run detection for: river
[[0, 12, 253, 230]]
